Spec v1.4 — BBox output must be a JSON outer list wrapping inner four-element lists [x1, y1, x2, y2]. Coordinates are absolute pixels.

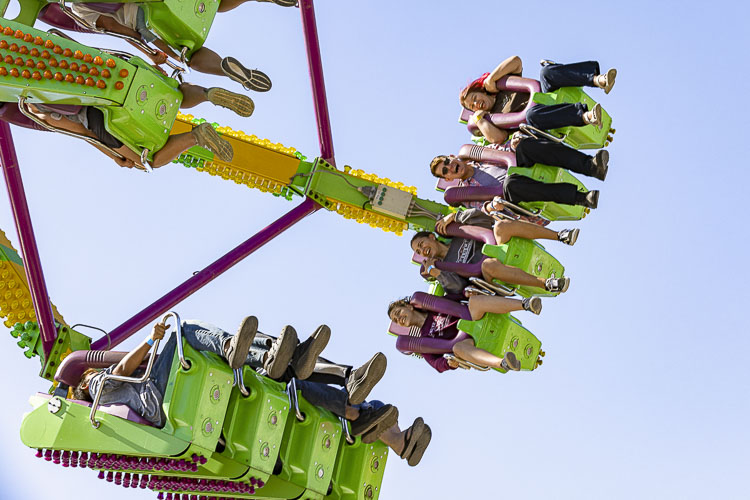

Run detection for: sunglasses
[[439, 157, 458, 177]]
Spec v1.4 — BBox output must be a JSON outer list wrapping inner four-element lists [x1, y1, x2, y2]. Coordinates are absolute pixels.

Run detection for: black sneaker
[[224, 316, 258, 370], [346, 353, 387, 405], [220, 57, 272, 92], [522, 297, 542, 315], [501, 351, 521, 372], [350, 404, 398, 436], [264, 325, 298, 380], [545, 276, 571, 293], [557, 228, 580, 246], [591, 150, 609, 181], [290, 325, 331, 380], [580, 190, 599, 209]]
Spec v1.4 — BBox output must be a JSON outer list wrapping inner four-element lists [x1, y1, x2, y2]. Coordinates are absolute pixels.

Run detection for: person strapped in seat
[[410, 208, 575, 296], [74, 316, 432, 467], [460, 56, 616, 145]]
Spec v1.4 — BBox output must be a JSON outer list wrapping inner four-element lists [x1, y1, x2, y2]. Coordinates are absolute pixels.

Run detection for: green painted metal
[[507, 164, 588, 221], [303, 157, 451, 233], [272, 392, 343, 496], [326, 435, 389, 500], [11, 0, 45, 26], [0, 18, 183, 160], [481, 237, 565, 298], [160, 340, 234, 452], [100, 56, 182, 158], [532, 87, 612, 149], [142, 0, 218, 57], [0, 18, 136, 106], [457, 312, 542, 372], [20, 393, 189, 455], [9, 322, 91, 379], [221, 367, 290, 483]]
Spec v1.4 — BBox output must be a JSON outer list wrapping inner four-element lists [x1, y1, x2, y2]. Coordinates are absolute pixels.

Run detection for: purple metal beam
[[300, 0, 335, 163], [0, 122, 58, 358], [91, 197, 319, 350]]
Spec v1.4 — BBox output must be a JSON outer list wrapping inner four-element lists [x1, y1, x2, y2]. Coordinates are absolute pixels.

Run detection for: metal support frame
[[91, 197, 319, 350], [300, 0, 335, 162], [1, 0, 334, 360], [0, 122, 58, 359]]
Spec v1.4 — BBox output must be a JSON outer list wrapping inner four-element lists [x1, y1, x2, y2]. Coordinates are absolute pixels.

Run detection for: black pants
[[539, 61, 600, 93], [504, 175, 579, 206], [526, 102, 587, 131], [86, 107, 123, 149], [515, 137, 596, 178]]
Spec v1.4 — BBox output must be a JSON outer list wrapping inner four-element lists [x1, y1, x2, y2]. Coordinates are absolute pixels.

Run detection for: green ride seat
[[457, 312, 543, 372], [220, 366, 291, 487], [481, 236, 565, 298], [160, 337, 235, 454], [142, 0, 219, 58], [326, 433, 389, 500], [0, 18, 183, 160], [507, 163, 589, 221], [262, 384, 343, 500], [532, 87, 613, 149]]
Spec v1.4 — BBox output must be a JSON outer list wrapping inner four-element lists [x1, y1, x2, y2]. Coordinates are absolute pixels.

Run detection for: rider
[[410, 208, 574, 294], [387, 294, 541, 373], [460, 56, 616, 144], [430, 150, 600, 210], [69, 0, 297, 91], [26, 81, 254, 168], [74, 317, 431, 465]]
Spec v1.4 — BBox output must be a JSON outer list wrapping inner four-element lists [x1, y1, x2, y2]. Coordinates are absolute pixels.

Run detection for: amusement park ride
[[0, 0, 614, 498]]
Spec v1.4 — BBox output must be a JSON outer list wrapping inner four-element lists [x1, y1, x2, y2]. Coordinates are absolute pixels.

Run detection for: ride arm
[[483, 55, 523, 90], [111, 323, 165, 377]]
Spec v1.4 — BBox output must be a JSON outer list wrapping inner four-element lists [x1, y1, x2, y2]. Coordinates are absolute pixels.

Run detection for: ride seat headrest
[[55, 350, 129, 386]]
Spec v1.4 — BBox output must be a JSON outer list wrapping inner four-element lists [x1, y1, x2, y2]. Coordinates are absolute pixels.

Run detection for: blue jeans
[[150, 320, 270, 396], [296, 381, 384, 419], [539, 61, 600, 93]]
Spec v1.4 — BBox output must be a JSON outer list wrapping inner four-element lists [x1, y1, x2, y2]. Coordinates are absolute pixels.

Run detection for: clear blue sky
[[1, 1, 748, 499]]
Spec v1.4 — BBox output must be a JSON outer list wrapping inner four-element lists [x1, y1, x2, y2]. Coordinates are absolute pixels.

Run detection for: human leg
[[187, 47, 224, 75], [151, 334, 178, 396], [376, 417, 432, 467], [539, 61, 600, 92], [493, 219, 559, 244], [466, 295, 524, 320], [504, 175, 579, 205], [481, 258, 546, 289], [453, 338, 515, 371], [180, 317, 258, 369], [515, 137, 597, 177], [296, 381, 348, 418], [526, 102, 587, 130]]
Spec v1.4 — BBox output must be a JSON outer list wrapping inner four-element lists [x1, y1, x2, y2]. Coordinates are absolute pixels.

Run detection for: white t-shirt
[[72, 3, 141, 30]]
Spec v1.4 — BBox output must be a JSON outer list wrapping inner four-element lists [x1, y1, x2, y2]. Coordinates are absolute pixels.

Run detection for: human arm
[[435, 212, 458, 235], [423, 353, 457, 373], [111, 322, 167, 377], [483, 55, 523, 91], [475, 114, 509, 144], [95, 16, 168, 65]]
